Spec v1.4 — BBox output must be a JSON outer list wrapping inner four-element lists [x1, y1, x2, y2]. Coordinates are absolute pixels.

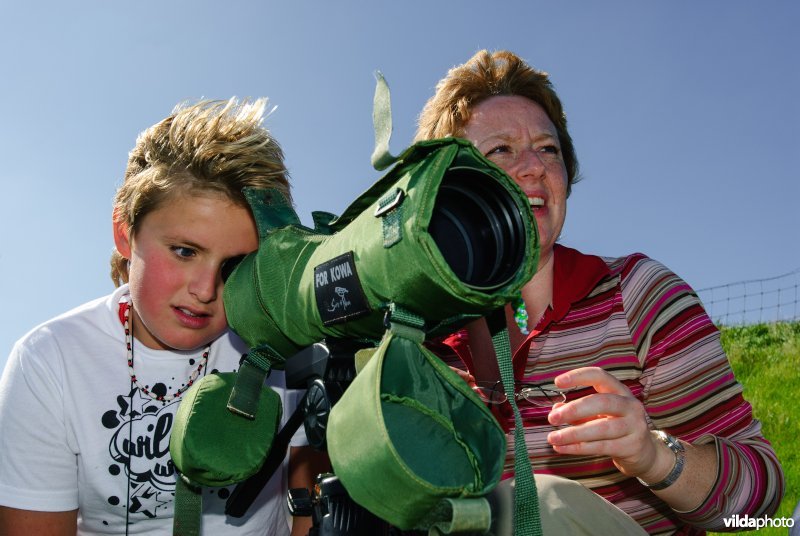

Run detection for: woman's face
[[114, 192, 258, 351], [463, 95, 568, 269]]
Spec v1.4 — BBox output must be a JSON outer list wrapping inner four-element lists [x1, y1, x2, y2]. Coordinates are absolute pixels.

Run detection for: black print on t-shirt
[[101, 388, 177, 520]]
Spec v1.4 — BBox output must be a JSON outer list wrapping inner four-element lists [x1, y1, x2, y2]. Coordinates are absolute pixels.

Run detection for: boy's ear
[[112, 215, 132, 258]]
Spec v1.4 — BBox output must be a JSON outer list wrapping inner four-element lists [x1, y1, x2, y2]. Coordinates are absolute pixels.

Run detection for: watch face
[[660, 432, 685, 453]]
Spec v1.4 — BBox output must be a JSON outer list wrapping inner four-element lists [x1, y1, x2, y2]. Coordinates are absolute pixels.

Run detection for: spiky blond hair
[[110, 98, 290, 286]]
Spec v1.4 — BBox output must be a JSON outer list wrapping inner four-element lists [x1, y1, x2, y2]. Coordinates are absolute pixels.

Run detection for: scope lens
[[429, 167, 528, 291]]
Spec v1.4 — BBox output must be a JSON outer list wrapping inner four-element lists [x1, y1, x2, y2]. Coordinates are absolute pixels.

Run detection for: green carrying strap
[[487, 308, 543, 536], [174, 477, 202, 536]]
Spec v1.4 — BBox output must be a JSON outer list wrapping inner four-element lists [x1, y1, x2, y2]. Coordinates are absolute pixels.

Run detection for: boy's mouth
[[176, 306, 207, 318]]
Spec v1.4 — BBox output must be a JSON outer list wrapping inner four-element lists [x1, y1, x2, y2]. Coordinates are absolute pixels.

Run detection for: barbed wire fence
[[696, 267, 800, 326]]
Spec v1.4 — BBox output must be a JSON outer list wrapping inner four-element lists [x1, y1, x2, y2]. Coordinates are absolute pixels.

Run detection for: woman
[[417, 50, 784, 535]]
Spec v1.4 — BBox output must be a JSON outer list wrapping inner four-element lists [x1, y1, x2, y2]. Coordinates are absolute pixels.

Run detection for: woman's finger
[[554, 366, 629, 395], [548, 392, 640, 426]]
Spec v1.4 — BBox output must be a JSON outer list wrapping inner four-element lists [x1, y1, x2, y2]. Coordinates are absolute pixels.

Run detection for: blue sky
[[1, 1, 798, 372]]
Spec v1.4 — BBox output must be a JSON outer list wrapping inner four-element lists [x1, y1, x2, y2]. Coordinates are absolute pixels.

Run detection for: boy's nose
[[189, 268, 219, 303]]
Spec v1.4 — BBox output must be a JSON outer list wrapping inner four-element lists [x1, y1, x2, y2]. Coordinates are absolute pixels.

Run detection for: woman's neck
[[521, 252, 555, 330], [464, 250, 556, 384]]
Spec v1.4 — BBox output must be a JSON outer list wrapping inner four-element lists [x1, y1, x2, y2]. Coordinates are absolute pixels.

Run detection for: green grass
[[708, 321, 799, 535]]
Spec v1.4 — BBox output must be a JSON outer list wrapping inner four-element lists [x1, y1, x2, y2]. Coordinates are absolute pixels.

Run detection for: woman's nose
[[514, 148, 547, 183]]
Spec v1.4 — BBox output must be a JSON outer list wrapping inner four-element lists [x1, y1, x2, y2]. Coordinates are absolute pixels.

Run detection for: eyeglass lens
[[472, 382, 567, 407]]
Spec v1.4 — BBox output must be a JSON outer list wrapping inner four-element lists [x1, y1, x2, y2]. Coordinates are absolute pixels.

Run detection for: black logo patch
[[314, 251, 371, 326]]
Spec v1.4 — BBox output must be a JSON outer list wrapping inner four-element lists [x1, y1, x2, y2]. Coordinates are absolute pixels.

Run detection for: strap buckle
[[374, 188, 405, 217]]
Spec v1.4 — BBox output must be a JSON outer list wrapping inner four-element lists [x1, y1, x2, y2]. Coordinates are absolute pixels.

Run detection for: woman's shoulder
[[598, 251, 655, 275], [555, 245, 662, 279], [595, 251, 685, 288], [558, 246, 693, 299], [600, 251, 705, 328]]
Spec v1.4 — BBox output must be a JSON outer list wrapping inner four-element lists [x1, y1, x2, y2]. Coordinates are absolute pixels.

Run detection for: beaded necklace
[[511, 293, 530, 335], [123, 301, 210, 402]]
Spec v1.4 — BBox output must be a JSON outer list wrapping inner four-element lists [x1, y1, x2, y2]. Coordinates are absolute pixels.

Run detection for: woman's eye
[[172, 246, 196, 259], [486, 144, 511, 157], [540, 144, 561, 155]]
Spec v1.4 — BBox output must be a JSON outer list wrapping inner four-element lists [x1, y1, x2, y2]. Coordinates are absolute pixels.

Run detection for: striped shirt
[[438, 245, 784, 535]]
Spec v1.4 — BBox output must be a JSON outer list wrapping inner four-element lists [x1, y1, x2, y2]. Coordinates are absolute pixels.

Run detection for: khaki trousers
[[486, 474, 648, 535]]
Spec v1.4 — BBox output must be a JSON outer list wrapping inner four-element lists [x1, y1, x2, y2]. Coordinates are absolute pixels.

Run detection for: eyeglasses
[[472, 381, 571, 407]]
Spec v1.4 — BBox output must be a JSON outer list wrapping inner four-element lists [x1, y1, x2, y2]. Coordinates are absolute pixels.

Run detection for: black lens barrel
[[429, 166, 528, 291]]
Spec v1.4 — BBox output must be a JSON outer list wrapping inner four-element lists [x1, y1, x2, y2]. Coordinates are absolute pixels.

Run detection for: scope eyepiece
[[221, 254, 247, 283]]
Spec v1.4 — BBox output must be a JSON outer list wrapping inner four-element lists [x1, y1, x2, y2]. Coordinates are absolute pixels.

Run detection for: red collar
[[511, 244, 610, 374], [544, 244, 610, 327], [436, 245, 611, 379]]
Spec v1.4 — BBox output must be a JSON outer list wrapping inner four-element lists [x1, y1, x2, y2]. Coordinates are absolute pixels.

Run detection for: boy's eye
[[172, 246, 196, 258]]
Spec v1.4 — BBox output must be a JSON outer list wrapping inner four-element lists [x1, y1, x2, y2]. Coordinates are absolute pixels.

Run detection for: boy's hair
[[110, 98, 291, 286], [414, 49, 579, 195]]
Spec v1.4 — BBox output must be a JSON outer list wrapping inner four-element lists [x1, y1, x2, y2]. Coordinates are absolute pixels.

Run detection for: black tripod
[[225, 339, 401, 535], [224, 339, 511, 535]]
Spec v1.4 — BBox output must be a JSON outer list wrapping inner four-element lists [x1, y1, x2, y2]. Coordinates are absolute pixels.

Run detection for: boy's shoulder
[[16, 287, 125, 350]]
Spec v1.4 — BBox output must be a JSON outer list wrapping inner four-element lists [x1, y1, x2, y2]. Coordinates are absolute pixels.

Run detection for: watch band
[[637, 431, 686, 491]]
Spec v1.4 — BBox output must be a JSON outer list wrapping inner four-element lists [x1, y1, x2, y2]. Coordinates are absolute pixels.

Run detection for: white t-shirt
[[0, 285, 305, 535]]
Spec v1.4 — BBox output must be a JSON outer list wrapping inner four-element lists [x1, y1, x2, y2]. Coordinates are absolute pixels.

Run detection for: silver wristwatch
[[637, 431, 686, 490]]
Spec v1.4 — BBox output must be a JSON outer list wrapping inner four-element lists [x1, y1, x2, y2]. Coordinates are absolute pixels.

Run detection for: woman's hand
[[545, 367, 670, 481], [450, 366, 476, 386]]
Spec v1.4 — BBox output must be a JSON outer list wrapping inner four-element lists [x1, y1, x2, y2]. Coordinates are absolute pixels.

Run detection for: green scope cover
[[327, 329, 507, 530], [223, 137, 539, 367], [171, 74, 543, 534], [170, 372, 281, 487]]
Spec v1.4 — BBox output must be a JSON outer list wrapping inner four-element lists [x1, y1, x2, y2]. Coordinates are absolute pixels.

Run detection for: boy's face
[[114, 192, 258, 351]]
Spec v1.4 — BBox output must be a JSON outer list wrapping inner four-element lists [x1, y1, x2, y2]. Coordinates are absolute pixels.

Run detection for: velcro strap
[[245, 346, 276, 372], [227, 353, 271, 419], [385, 303, 425, 343], [173, 475, 202, 536], [425, 497, 492, 535], [376, 188, 405, 248], [371, 71, 399, 171], [311, 210, 337, 234], [242, 187, 301, 239]]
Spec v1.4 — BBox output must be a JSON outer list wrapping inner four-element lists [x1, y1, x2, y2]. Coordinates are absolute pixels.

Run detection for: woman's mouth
[[529, 196, 545, 209]]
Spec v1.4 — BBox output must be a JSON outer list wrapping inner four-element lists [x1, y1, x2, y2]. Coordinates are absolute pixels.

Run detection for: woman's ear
[[112, 212, 132, 258]]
